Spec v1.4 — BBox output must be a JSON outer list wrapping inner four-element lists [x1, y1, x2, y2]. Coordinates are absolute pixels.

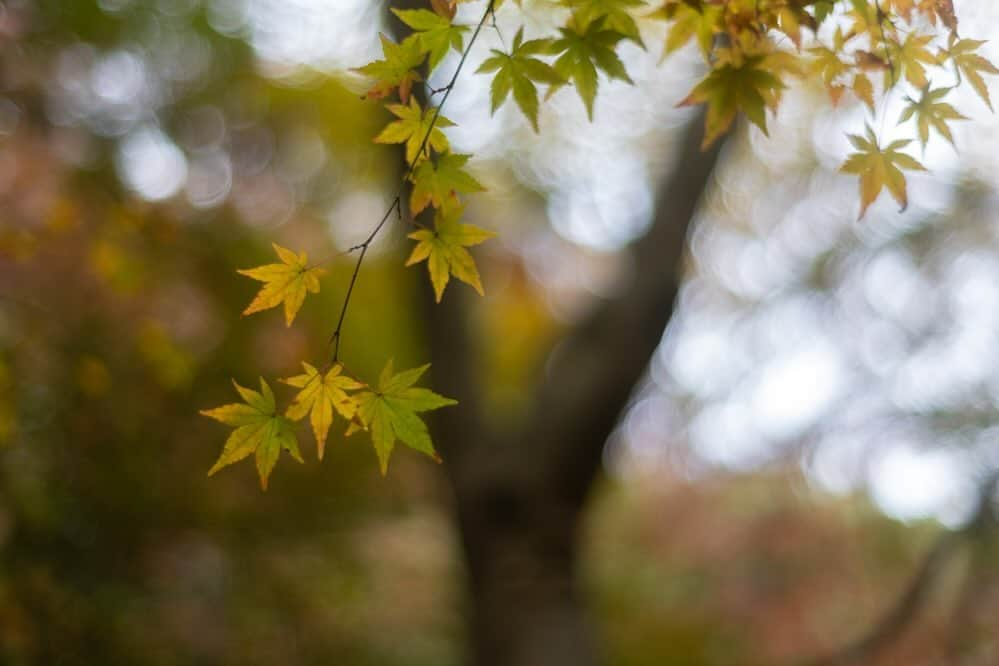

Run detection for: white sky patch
[[327, 189, 395, 256], [750, 342, 846, 440], [690, 401, 765, 470], [868, 444, 979, 528], [806, 433, 869, 496], [116, 125, 187, 201], [217, 0, 382, 69]]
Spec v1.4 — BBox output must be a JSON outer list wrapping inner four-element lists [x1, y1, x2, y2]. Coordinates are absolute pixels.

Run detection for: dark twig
[[328, 0, 496, 363]]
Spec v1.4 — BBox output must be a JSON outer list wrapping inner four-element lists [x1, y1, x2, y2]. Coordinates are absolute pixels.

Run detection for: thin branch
[[328, 0, 496, 363]]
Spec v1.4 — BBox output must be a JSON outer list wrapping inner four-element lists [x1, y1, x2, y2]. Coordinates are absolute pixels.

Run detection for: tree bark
[[385, 3, 723, 663]]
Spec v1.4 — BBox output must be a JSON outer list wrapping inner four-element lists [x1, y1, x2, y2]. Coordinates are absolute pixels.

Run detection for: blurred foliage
[[2, 0, 999, 664]]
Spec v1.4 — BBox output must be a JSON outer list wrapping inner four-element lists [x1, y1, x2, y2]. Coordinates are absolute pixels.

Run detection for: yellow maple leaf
[[282, 362, 363, 460], [238, 243, 325, 326], [840, 125, 926, 218], [405, 203, 495, 302], [680, 50, 787, 148]]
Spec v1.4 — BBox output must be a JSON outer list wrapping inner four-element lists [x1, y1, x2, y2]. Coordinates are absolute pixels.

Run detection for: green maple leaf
[[201, 379, 303, 491], [238, 243, 325, 327], [373, 97, 454, 166], [355, 34, 426, 101], [840, 125, 927, 218], [476, 28, 562, 131], [282, 362, 363, 460], [899, 85, 968, 147], [348, 361, 457, 475], [406, 203, 496, 302], [680, 52, 785, 148], [391, 8, 468, 73], [409, 153, 485, 215], [549, 19, 633, 119], [561, 0, 645, 46], [945, 36, 999, 110]]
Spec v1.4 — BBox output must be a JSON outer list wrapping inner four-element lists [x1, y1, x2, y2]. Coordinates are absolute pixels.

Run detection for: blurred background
[[3, 0, 999, 664]]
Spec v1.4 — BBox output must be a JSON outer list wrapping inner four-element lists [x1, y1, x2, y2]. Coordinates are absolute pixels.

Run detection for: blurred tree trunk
[[386, 4, 723, 664]]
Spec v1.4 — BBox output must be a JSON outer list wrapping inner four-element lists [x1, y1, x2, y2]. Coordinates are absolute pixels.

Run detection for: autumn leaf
[[549, 19, 633, 119], [936, 0, 957, 30], [853, 73, 875, 111], [409, 153, 486, 215], [374, 97, 454, 166], [238, 244, 325, 326], [945, 36, 999, 110], [282, 362, 363, 460], [840, 125, 927, 218], [809, 27, 852, 89], [560, 0, 645, 46], [348, 361, 456, 475], [680, 51, 785, 148], [391, 8, 467, 73], [355, 34, 426, 102], [899, 85, 967, 147], [406, 202, 496, 301], [649, 0, 722, 58], [773, 4, 818, 49], [201, 379, 303, 490], [476, 28, 562, 131], [884, 32, 937, 88]]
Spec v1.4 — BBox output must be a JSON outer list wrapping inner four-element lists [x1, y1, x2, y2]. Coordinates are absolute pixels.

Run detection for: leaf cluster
[[207, 0, 999, 492], [203, 362, 456, 488]]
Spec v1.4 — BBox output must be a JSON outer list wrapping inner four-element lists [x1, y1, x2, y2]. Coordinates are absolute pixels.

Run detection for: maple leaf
[[840, 125, 927, 218], [884, 32, 937, 88], [201, 378, 303, 490], [409, 153, 486, 215], [549, 19, 633, 119], [680, 51, 785, 148], [853, 73, 875, 111], [391, 8, 467, 73], [476, 28, 563, 131], [429, 0, 457, 19], [809, 27, 852, 88], [374, 97, 454, 166], [811, 0, 836, 24], [348, 361, 457, 475], [893, 0, 957, 29], [648, 0, 722, 58], [899, 85, 967, 147], [848, 0, 892, 36], [282, 362, 363, 460], [238, 244, 325, 327], [355, 34, 426, 102], [406, 202, 496, 302], [770, 2, 819, 49], [945, 36, 999, 110], [934, 0, 957, 31], [561, 0, 645, 46]]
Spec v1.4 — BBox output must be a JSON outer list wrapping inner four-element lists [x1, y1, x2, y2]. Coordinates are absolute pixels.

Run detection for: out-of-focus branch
[[809, 472, 999, 666], [518, 117, 722, 506]]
